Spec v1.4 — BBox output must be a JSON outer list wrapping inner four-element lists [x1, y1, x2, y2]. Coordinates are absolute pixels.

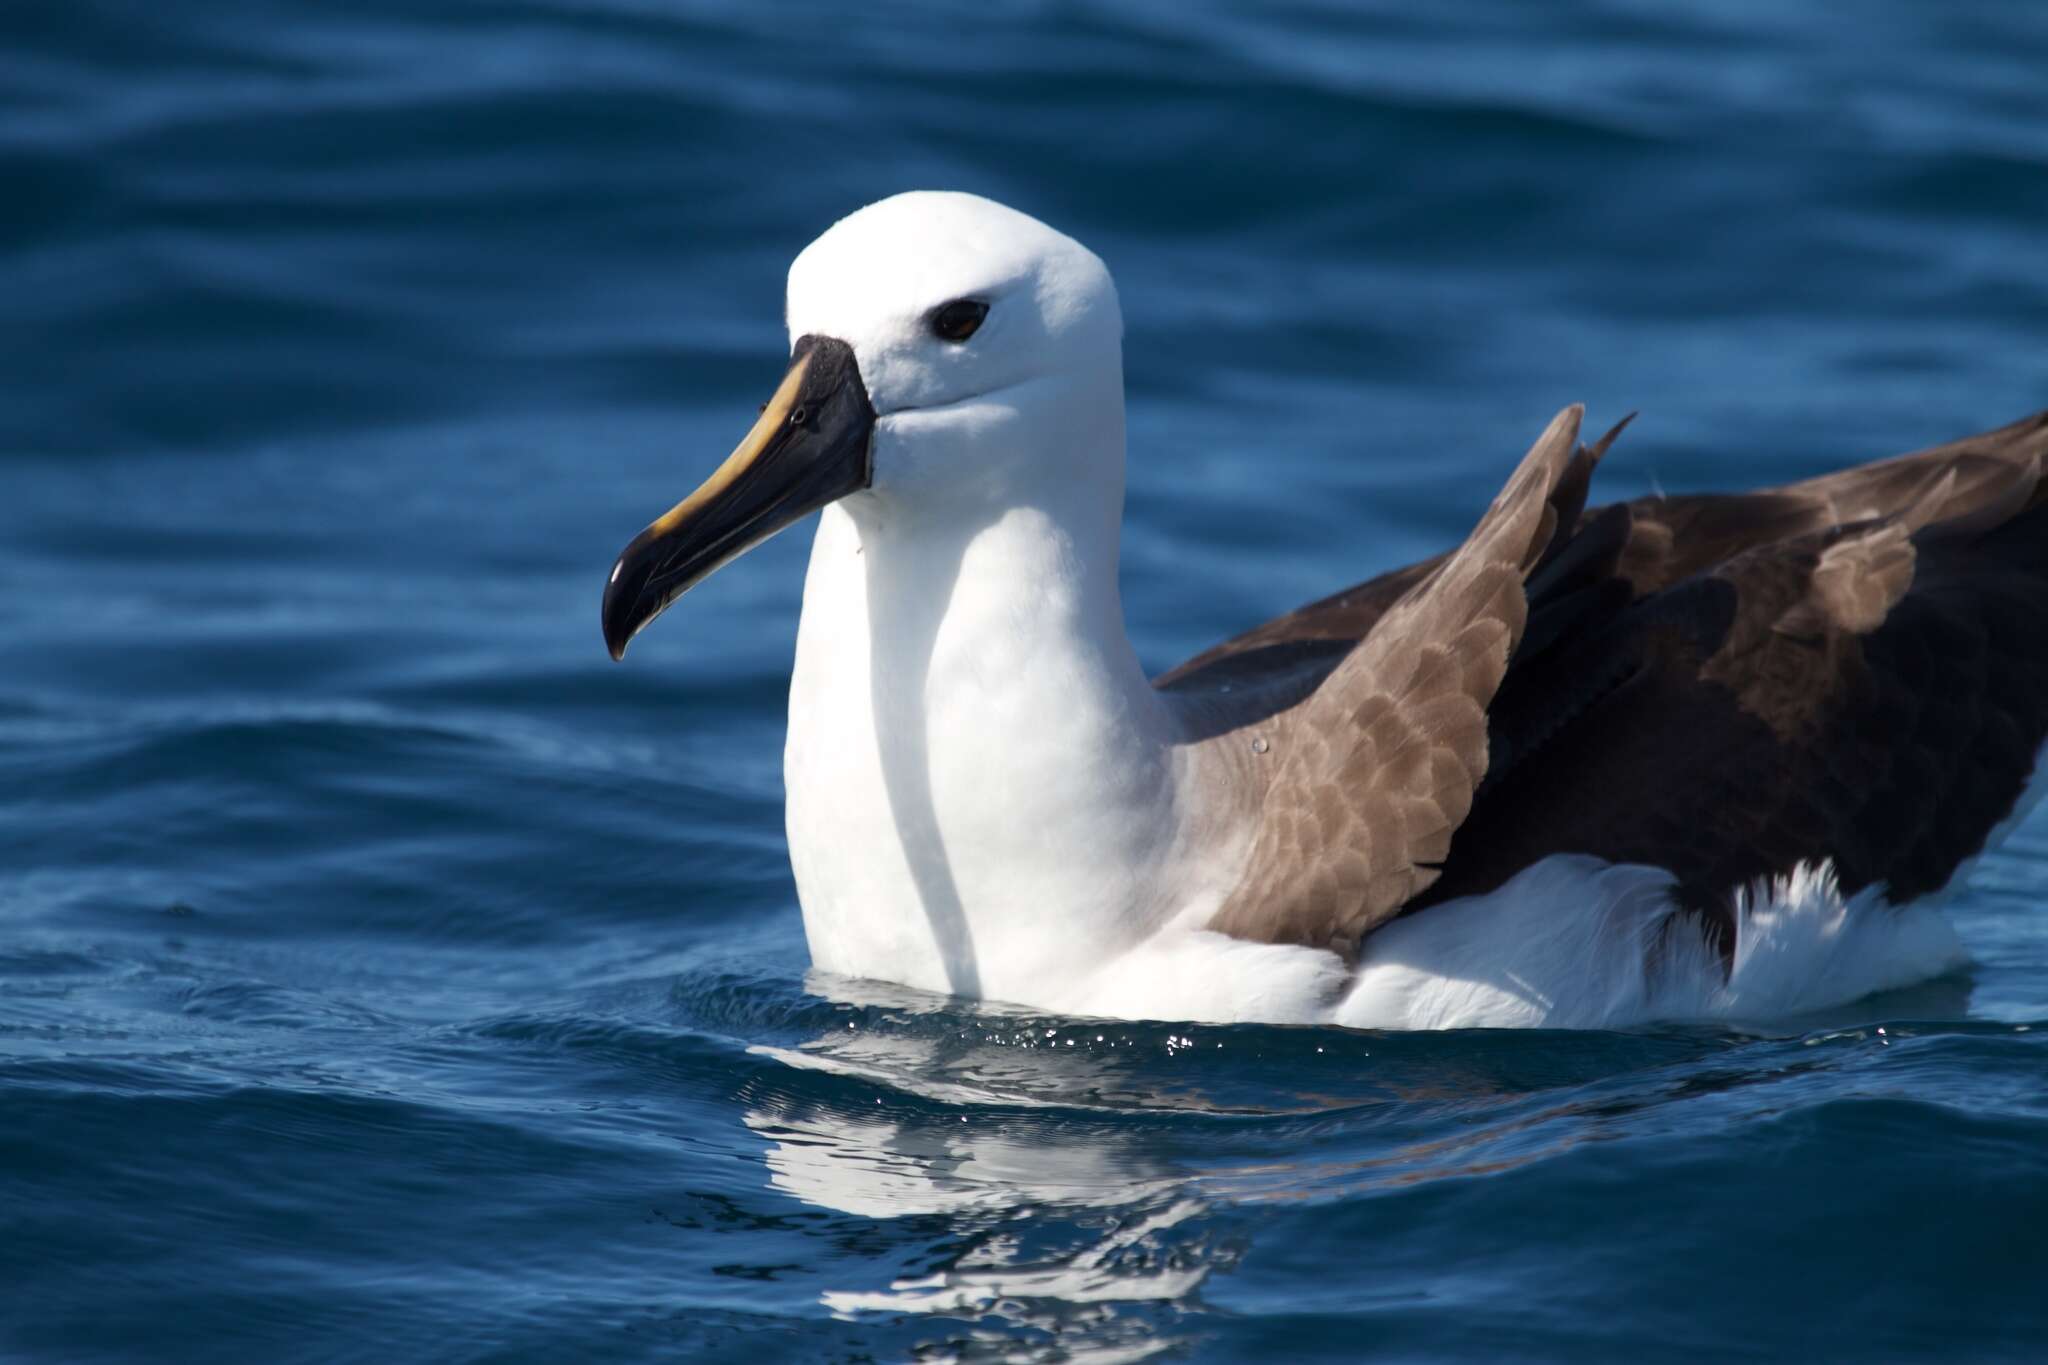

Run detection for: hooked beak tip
[[601, 554, 644, 661]]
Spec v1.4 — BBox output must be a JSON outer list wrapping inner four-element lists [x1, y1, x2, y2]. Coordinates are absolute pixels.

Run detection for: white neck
[[783, 410, 1206, 1000]]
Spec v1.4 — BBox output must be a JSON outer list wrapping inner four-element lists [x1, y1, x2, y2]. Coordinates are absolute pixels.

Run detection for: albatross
[[603, 191, 2048, 1029]]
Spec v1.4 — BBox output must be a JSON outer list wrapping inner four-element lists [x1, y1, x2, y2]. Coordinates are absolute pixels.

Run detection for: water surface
[[5, 2, 2047, 1360]]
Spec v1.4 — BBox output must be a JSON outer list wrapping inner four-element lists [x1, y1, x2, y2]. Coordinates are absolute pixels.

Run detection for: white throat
[[783, 382, 1201, 1000]]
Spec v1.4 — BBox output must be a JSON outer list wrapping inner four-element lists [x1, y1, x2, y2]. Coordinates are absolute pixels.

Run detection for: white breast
[[785, 504, 951, 990], [785, 501, 1210, 1003]]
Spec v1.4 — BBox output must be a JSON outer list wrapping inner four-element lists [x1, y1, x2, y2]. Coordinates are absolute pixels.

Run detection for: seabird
[[603, 191, 2048, 1029]]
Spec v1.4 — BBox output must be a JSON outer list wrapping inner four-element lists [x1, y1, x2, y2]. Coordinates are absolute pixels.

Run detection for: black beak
[[602, 335, 875, 660]]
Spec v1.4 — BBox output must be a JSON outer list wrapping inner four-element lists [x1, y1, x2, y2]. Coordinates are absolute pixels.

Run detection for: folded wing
[[1186, 408, 2048, 957]]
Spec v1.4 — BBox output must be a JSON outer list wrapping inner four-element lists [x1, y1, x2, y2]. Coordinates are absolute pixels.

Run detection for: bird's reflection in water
[[740, 975, 1248, 1359]]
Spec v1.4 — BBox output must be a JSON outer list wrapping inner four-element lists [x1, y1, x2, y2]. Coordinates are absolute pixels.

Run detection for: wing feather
[[1208, 407, 1585, 952], [1184, 406, 2048, 955]]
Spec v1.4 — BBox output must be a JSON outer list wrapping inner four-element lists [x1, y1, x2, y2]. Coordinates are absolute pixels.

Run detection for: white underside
[[1335, 854, 1965, 1029], [967, 852, 1962, 1031]]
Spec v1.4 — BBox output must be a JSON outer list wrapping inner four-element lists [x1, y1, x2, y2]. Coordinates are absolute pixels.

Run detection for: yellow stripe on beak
[[649, 351, 815, 536]]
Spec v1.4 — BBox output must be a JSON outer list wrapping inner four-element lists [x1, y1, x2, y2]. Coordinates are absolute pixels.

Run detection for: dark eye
[[927, 298, 989, 343]]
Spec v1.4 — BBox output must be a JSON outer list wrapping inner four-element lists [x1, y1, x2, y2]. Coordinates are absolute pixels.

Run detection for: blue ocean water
[[5, 1, 2048, 1359]]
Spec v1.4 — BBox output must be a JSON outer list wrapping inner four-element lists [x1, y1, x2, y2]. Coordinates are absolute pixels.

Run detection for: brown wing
[[1206, 406, 1591, 953], [1181, 406, 2048, 956], [1417, 415, 2048, 934]]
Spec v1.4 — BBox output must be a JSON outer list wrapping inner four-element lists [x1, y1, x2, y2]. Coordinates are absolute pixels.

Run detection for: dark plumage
[[1168, 408, 2048, 957]]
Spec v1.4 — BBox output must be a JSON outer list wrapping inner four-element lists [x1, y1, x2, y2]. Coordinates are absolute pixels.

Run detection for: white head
[[789, 192, 1120, 414], [604, 192, 1127, 655], [792, 191, 1125, 518]]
